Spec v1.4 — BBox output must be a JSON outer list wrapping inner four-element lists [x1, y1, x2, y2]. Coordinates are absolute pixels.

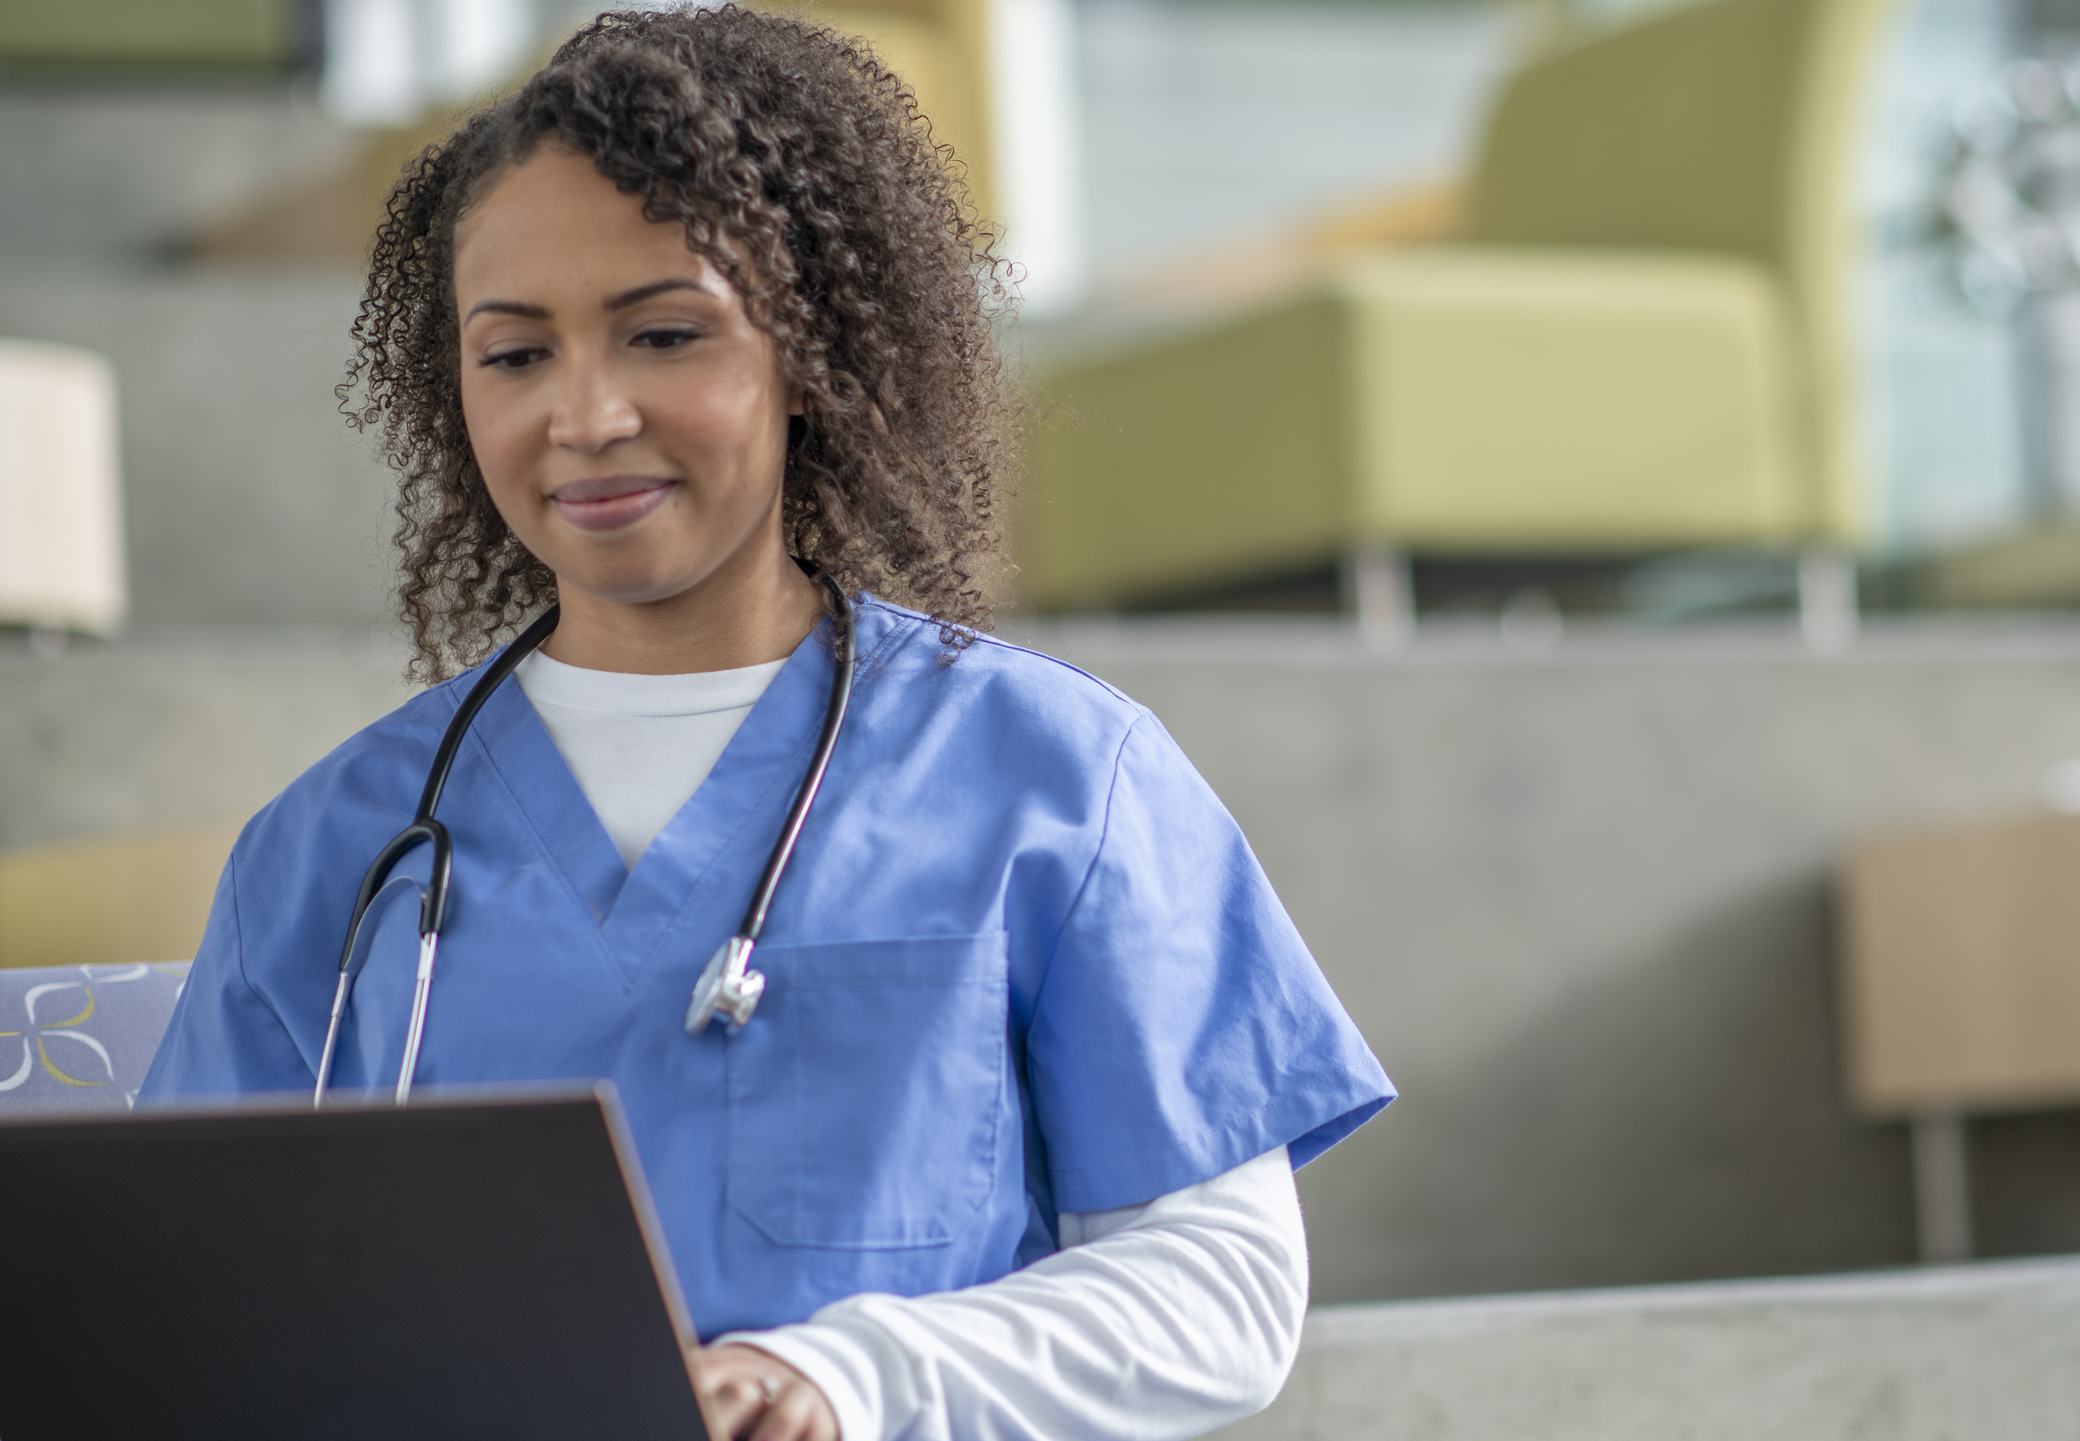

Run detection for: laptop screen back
[[0, 1086, 710, 1441]]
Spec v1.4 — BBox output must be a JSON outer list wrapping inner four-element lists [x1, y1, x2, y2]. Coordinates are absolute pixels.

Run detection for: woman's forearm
[[717, 1147, 1307, 1441]]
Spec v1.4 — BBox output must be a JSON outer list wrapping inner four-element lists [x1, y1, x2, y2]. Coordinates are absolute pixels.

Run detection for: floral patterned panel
[[0, 963, 190, 1116]]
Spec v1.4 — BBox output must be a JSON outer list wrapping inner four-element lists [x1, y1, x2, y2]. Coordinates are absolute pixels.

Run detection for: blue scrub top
[[142, 598, 1392, 1336]]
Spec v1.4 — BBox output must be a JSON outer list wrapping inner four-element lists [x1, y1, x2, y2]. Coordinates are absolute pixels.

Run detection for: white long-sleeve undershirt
[[718, 1148, 1308, 1441], [515, 659, 1311, 1440]]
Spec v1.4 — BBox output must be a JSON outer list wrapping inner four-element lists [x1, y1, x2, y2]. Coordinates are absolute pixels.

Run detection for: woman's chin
[[555, 567, 718, 611]]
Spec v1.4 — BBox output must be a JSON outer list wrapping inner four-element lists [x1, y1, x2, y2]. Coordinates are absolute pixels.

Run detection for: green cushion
[[1340, 249, 1806, 547], [1025, 250, 1805, 607]]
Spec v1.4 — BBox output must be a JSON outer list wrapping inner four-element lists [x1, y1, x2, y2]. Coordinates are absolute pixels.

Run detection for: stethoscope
[[312, 567, 856, 1108]]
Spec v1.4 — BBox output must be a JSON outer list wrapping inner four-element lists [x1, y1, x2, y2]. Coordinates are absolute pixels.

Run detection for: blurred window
[[320, 0, 539, 127]]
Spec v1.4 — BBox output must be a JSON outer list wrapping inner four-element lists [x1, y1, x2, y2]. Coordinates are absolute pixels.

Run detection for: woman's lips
[[549, 476, 676, 532]]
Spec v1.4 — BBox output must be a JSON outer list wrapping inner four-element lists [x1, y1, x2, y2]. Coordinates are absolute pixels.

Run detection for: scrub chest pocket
[[724, 932, 1009, 1249]]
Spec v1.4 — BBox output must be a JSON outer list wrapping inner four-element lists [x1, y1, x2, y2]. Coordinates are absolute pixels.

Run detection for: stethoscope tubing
[[313, 872, 423, 1099], [313, 570, 855, 1109], [737, 569, 854, 942]]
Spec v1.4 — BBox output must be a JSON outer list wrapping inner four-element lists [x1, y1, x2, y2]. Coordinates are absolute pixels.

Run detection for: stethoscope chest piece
[[686, 935, 765, 1035]]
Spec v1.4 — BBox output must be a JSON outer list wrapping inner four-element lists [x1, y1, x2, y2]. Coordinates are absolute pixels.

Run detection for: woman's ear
[[789, 386, 806, 418]]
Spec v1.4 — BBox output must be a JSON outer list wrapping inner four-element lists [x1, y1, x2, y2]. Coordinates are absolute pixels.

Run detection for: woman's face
[[453, 145, 799, 612]]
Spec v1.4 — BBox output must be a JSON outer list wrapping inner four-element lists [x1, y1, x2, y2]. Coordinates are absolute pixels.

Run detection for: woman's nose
[[546, 361, 643, 453]]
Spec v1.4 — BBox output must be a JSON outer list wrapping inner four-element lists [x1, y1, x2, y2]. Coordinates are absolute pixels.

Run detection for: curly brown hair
[[342, 4, 1015, 681]]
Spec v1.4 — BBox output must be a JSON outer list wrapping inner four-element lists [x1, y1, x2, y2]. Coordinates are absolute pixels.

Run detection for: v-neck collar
[[451, 601, 906, 985]]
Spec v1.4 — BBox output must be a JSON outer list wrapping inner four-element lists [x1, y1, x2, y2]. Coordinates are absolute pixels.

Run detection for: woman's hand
[[697, 1341, 840, 1441]]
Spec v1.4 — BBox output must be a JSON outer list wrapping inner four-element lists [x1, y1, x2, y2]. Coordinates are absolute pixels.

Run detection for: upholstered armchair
[[1022, 0, 1892, 643]]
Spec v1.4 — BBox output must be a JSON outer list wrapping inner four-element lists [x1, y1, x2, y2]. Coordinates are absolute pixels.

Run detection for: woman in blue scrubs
[[143, 9, 1391, 1440]]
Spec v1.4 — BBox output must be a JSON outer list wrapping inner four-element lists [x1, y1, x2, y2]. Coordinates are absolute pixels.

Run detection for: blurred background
[[4, 0, 2080, 1347]]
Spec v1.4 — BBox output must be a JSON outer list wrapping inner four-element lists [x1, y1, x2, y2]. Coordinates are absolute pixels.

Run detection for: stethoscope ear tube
[[737, 569, 856, 944], [312, 608, 562, 1109], [313, 872, 427, 1101], [313, 820, 454, 1110], [414, 607, 566, 822], [342, 821, 453, 955]]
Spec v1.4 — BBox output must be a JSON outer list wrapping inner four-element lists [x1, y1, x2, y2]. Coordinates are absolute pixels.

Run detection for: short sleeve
[[140, 850, 315, 1101], [1025, 713, 1392, 1214]]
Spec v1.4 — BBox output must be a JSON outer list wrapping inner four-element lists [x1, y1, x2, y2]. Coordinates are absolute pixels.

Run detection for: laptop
[[0, 1084, 713, 1441]]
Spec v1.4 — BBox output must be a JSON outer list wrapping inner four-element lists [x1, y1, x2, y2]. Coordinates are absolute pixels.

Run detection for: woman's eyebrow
[[604, 277, 720, 310], [464, 298, 550, 321], [461, 277, 717, 322]]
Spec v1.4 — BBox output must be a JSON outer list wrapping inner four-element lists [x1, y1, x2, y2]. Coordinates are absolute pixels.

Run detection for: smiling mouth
[[549, 476, 676, 532]]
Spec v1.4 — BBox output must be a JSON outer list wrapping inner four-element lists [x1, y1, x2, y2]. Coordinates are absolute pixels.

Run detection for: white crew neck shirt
[[514, 650, 787, 869]]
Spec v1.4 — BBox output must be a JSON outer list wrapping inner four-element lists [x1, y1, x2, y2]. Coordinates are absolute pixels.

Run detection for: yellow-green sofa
[[1022, 0, 1893, 614]]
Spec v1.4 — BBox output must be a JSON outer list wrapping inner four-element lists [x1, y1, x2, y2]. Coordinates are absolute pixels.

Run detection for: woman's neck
[[539, 548, 828, 675]]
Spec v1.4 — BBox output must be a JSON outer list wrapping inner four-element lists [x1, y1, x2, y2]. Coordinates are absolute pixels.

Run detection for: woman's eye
[[480, 348, 544, 372], [633, 327, 702, 351]]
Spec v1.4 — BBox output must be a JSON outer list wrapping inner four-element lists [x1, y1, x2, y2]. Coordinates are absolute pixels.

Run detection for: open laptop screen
[[0, 1085, 710, 1441]]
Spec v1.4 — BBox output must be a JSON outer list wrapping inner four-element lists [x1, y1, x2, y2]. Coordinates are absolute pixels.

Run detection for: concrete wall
[[1215, 1257, 2080, 1440], [1021, 617, 2080, 1302], [0, 84, 391, 630], [0, 87, 354, 260], [0, 628, 406, 851], [6, 617, 2080, 1301], [0, 267, 395, 628]]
